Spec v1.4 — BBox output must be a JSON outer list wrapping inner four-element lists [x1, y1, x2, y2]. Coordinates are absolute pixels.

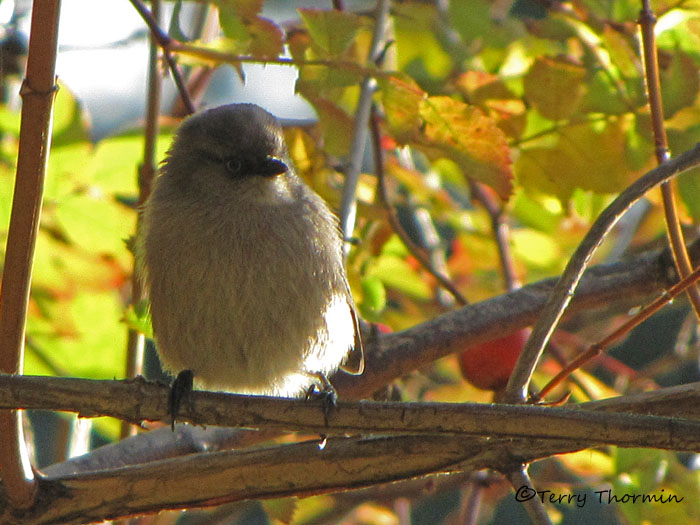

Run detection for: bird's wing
[[340, 295, 365, 375]]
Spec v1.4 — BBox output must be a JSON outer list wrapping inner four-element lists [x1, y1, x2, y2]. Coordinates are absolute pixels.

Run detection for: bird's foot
[[305, 373, 337, 427], [168, 369, 194, 431]]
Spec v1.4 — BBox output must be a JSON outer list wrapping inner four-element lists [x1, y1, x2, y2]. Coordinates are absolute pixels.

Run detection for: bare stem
[[370, 106, 469, 305], [536, 263, 700, 401], [121, 0, 163, 441], [128, 0, 194, 115], [503, 143, 700, 403], [508, 467, 553, 525], [338, 0, 390, 251], [638, 1, 700, 320], [0, 0, 62, 508], [469, 181, 519, 292]]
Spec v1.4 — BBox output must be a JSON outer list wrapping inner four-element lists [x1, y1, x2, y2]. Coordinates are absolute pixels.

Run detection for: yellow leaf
[[417, 96, 513, 200]]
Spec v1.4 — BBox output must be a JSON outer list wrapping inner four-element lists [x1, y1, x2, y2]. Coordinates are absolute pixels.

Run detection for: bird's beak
[[259, 156, 288, 177]]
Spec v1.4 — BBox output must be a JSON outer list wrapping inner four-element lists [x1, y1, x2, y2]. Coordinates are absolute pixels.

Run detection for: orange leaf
[[417, 96, 513, 200]]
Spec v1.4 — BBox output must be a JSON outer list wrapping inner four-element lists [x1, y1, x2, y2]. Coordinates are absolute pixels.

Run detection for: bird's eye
[[225, 159, 242, 175]]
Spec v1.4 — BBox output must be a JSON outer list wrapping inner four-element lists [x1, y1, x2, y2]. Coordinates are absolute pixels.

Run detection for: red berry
[[458, 328, 530, 391]]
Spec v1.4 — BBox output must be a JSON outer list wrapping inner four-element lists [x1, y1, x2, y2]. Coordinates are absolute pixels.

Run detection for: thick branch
[[1, 397, 699, 524], [335, 238, 699, 398], [3, 375, 700, 522], [3, 375, 700, 447]]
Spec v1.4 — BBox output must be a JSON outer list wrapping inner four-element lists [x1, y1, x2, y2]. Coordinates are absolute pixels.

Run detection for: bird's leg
[[305, 372, 337, 427], [168, 369, 194, 431]]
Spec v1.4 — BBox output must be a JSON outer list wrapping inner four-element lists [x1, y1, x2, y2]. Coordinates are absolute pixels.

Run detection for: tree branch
[[0, 0, 61, 509], [335, 236, 700, 398], [3, 375, 700, 523], [504, 142, 700, 403], [4, 374, 700, 447]]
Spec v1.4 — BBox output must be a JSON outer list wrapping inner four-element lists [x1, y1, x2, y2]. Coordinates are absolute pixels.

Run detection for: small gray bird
[[136, 103, 363, 402]]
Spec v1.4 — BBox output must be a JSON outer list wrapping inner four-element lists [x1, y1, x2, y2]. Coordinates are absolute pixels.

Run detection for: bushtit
[[136, 103, 363, 405]]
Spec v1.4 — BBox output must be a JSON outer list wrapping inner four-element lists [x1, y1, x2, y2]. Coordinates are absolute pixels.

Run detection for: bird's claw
[[168, 369, 194, 431]]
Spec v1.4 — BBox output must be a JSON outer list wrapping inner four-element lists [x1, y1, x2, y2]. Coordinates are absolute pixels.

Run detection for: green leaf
[[678, 167, 700, 221], [417, 96, 513, 200], [123, 300, 152, 339], [523, 56, 587, 120], [379, 74, 426, 142], [360, 274, 387, 313], [660, 50, 700, 118], [53, 192, 135, 257], [307, 98, 354, 156], [298, 8, 365, 56], [517, 120, 633, 201], [25, 289, 127, 380], [88, 128, 173, 195], [52, 82, 90, 147], [262, 498, 297, 524], [215, 1, 283, 58], [366, 254, 432, 300], [511, 228, 563, 270], [601, 25, 640, 79], [393, 3, 452, 83]]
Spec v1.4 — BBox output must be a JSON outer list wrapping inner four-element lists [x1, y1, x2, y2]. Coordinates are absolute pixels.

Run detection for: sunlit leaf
[[262, 498, 297, 524], [246, 17, 284, 57], [580, 69, 635, 115], [379, 74, 425, 142], [53, 192, 135, 256], [601, 26, 640, 79], [417, 96, 513, 200], [308, 98, 353, 156], [46, 142, 93, 200], [32, 231, 128, 296], [656, 8, 700, 62], [557, 449, 614, 478], [25, 289, 127, 379], [448, 0, 522, 51], [216, 2, 283, 58], [524, 56, 587, 120], [660, 50, 700, 118], [123, 300, 152, 339], [360, 274, 387, 314], [298, 8, 365, 56], [215, 0, 264, 19], [366, 254, 432, 300], [456, 71, 527, 138], [511, 228, 562, 269], [0, 105, 20, 136], [517, 120, 632, 201], [511, 189, 563, 233], [393, 2, 452, 83], [88, 128, 172, 195], [52, 82, 90, 147]]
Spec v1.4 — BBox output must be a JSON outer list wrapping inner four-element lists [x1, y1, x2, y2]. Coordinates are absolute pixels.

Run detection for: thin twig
[[509, 467, 553, 525], [122, 0, 163, 440], [0, 0, 61, 509], [370, 106, 469, 306], [638, 1, 700, 320], [128, 0, 194, 115], [412, 207, 456, 307], [338, 0, 390, 251], [503, 143, 700, 404], [469, 181, 519, 292], [535, 263, 700, 401]]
